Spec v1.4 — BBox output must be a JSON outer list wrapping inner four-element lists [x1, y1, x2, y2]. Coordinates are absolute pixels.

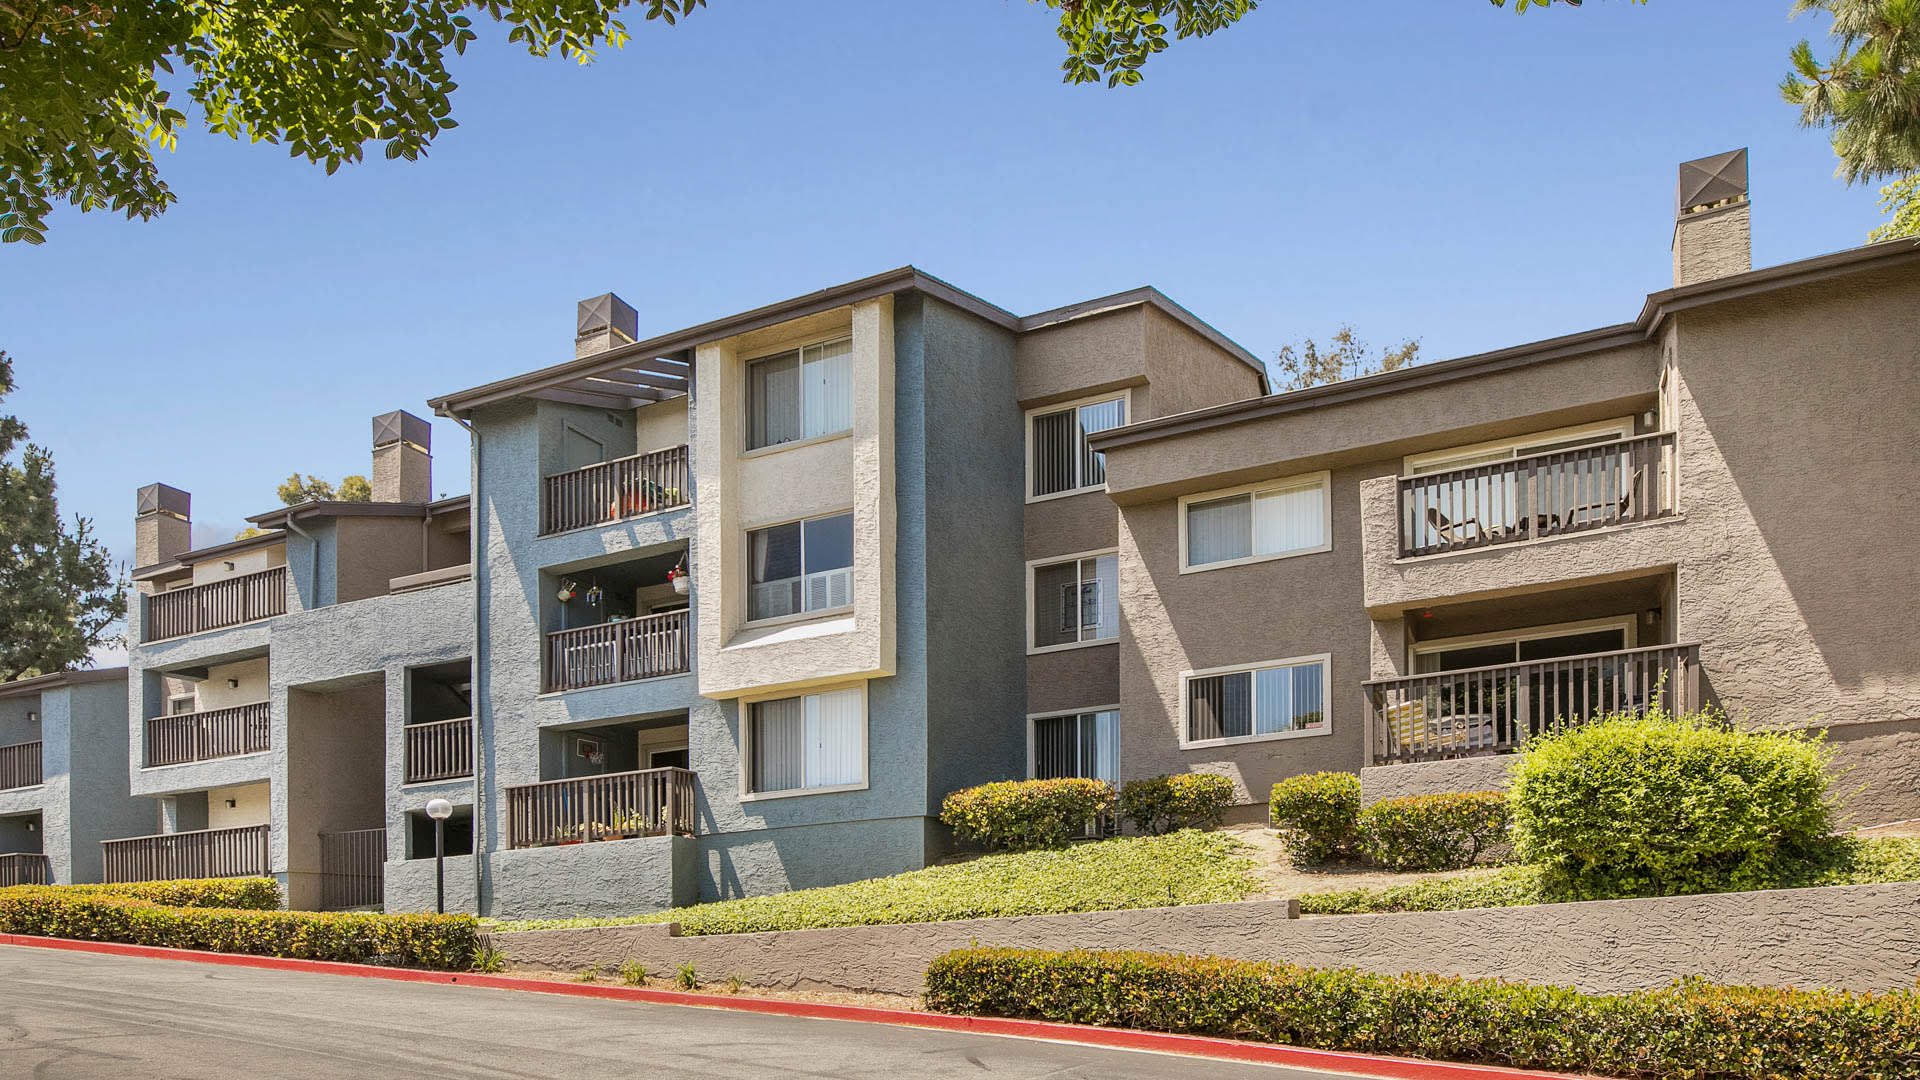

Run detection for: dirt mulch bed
[[503, 965, 922, 1011]]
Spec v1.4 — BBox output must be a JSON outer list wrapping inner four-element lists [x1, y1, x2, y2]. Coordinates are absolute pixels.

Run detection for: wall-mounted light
[[226, 678, 239, 689], [225, 799, 236, 809], [25, 821, 35, 832], [25, 712, 36, 724], [223, 560, 236, 572]]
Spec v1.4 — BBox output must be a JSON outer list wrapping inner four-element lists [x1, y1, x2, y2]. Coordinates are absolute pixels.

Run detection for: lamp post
[[425, 798, 453, 914]]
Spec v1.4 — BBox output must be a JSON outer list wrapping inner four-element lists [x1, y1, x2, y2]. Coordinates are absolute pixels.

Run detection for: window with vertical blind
[[746, 336, 854, 451], [1182, 655, 1329, 747], [1028, 394, 1128, 499], [1030, 709, 1119, 782], [1180, 472, 1331, 571], [747, 686, 866, 795], [1029, 551, 1118, 652], [747, 510, 855, 622]]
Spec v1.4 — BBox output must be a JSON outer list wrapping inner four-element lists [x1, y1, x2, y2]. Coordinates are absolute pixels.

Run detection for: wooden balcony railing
[[102, 824, 271, 883], [505, 767, 696, 849], [143, 565, 288, 641], [0, 741, 42, 790], [0, 853, 49, 886], [1398, 432, 1676, 558], [541, 445, 690, 536], [318, 827, 386, 911], [1366, 643, 1702, 765], [405, 717, 473, 783], [544, 610, 690, 693], [146, 702, 271, 767]]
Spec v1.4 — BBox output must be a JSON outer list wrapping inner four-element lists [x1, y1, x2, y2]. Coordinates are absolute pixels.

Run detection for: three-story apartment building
[[0, 669, 148, 885]]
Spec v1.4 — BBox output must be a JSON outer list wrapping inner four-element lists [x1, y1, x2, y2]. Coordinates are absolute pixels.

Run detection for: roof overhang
[[0, 667, 127, 699]]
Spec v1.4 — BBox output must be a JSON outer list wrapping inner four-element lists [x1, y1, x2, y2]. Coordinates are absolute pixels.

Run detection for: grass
[[1298, 835, 1920, 914], [490, 830, 1258, 935]]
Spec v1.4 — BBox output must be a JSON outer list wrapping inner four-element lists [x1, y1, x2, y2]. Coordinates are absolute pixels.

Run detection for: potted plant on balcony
[[555, 824, 585, 846]]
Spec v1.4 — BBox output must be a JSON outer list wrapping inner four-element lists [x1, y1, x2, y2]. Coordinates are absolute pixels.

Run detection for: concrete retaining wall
[[487, 836, 698, 920], [495, 882, 1920, 997]]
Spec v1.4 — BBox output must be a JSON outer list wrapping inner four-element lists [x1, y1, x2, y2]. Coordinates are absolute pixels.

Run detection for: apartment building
[[1088, 151, 1920, 825], [0, 669, 148, 885]]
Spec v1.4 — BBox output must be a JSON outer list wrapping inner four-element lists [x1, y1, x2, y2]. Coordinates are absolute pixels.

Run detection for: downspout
[[452, 412, 486, 917], [281, 517, 318, 606]]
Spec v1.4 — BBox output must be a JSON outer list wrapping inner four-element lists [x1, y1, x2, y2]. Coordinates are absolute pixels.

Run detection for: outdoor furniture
[[1384, 699, 1428, 756], [1425, 507, 1507, 547]]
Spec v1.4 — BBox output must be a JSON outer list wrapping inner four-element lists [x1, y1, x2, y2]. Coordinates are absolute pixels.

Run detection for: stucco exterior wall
[[632, 394, 689, 455], [487, 835, 697, 920], [334, 515, 431, 603], [1140, 305, 1265, 418], [0, 679, 150, 884], [1014, 307, 1146, 409], [385, 852, 478, 914]]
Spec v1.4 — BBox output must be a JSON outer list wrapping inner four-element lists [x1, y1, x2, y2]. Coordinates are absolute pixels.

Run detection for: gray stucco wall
[[488, 836, 696, 920], [385, 853, 479, 914], [60, 681, 155, 883], [496, 881, 1920, 997]]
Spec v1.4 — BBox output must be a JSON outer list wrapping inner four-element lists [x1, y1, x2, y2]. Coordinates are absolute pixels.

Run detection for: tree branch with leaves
[[1269, 325, 1420, 392], [1783, 0, 1920, 239]]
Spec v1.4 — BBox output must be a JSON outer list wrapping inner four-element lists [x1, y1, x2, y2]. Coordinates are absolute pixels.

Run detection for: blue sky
[[0, 0, 1874, 577]]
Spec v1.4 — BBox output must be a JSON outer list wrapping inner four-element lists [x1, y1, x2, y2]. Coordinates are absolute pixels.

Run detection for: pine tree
[[1783, 0, 1920, 238]]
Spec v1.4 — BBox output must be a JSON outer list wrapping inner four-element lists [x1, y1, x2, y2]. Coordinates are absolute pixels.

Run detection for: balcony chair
[[1425, 507, 1510, 548]]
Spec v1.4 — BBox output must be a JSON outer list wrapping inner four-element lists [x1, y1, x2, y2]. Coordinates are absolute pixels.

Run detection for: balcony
[[404, 717, 473, 783], [540, 445, 690, 536], [0, 853, 48, 886], [146, 703, 271, 767], [544, 610, 690, 693], [0, 741, 41, 790], [505, 767, 696, 849], [1365, 642, 1701, 765], [1398, 432, 1675, 558], [101, 823, 271, 883], [143, 566, 288, 642]]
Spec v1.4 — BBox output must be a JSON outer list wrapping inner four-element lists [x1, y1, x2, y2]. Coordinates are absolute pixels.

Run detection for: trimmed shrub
[[1267, 772, 1360, 864], [1357, 791, 1510, 872], [1511, 709, 1836, 899], [940, 778, 1114, 851], [1118, 773, 1235, 835], [0, 888, 477, 970], [924, 947, 1920, 1080], [53, 878, 283, 910]]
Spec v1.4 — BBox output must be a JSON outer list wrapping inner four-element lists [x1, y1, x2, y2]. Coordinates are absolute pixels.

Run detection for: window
[[748, 687, 865, 795], [747, 511, 854, 622], [1404, 419, 1634, 475], [1183, 656, 1328, 746], [1031, 710, 1119, 782], [1030, 551, 1118, 651], [1412, 617, 1635, 674], [1182, 473, 1330, 571], [167, 694, 196, 716], [746, 337, 853, 451], [1028, 394, 1127, 499]]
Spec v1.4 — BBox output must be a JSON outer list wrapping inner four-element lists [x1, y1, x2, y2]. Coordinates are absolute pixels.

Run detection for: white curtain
[[801, 338, 853, 440], [1090, 554, 1118, 641], [1253, 483, 1325, 556], [1187, 495, 1253, 565], [1086, 710, 1119, 781], [751, 696, 804, 793], [803, 688, 864, 789]]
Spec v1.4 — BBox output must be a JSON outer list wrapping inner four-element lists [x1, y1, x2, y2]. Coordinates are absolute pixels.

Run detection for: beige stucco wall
[[1014, 308, 1146, 409], [206, 781, 270, 830], [190, 543, 286, 587], [694, 297, 898, 699], [192, 658, 271, 713], [1140, 305, 1265, 418], [1673, 204, 1751, 287], [336, 516, 429, 604], [632, 394, 689, 455]]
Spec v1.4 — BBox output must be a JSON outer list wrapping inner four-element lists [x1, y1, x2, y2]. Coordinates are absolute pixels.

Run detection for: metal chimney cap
[[577, 293, 639, 343], [373, 410, 431, 451], [1677, 148, 1749, 216], [137, 483, 190, 519]]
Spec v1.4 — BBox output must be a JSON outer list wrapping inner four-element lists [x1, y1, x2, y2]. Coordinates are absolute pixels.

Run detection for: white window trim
[[1023, 389, 1132, 504], [1178, 653, 1333, 750], [1026, 704, 1121, 780], [166, 693, 197, 716], [742, 508, 857, 630], [1025, 547, 1120, 655], [1402, 417, 1635, 477], [1177, 470, 1333, 574], [742, 334, 856, 455], [738, 681, 871, 801], [1409, 615, 1638, 669], [646, 742, 690, 769]]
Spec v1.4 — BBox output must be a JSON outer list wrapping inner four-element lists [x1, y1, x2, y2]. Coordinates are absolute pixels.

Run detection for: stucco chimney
[[371, 410, 432, 504], [576, 293, 639, 359], [135, 483, 191, 567], [1673, 149, 1751, 287]]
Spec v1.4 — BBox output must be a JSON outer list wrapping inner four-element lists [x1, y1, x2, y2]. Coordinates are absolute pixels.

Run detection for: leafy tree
[[1783, 0, 1920, 238], [1269, 325, 1421, 392], [276, 473, 371, 505], [0, 351, 124, 681]]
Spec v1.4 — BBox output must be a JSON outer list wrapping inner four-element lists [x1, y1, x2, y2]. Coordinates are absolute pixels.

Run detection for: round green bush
[[1509, 709, 1836, 899], [1268, 771, 1361, 864], [1119, 773, 1235, 835], [1357, 791, 1510, 871], [940, 778, 1114, 851]]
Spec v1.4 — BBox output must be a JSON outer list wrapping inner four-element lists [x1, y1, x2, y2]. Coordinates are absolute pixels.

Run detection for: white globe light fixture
[[425, 798, 454, 913]]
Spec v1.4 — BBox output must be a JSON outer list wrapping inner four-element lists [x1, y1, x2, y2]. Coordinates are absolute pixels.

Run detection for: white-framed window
[[167, 693, 197, 716], [1180, 472, 1331, 572], [1028, 549, 1118, 653], [1411, 616, 1637, 674], [1029, 708, 1119, 782], [744, 685, 867, 797], [746, 336, 854, 451], [1181, 654, 1329, 748], [1027, 392, 1128, 501], [1403, 418, 1634, 476], [747, 510, 854, 623]]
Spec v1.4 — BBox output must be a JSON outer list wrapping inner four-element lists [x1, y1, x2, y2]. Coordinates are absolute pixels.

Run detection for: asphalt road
[[0, 945, 1362, 1079]]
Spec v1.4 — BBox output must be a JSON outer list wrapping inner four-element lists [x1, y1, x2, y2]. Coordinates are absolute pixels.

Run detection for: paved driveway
[[0, 945, 1356, 1079]]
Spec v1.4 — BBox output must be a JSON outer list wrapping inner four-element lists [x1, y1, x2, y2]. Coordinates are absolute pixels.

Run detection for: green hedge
[[924, 947, 1920, 1080], [1118, 773, 1235, 835], [1357, 792, 1510, 872], [0, 888, 477, 970], [54, 878, 283, 910], [940, 778, 1114, 851], [1268, 772, 1360, 864]]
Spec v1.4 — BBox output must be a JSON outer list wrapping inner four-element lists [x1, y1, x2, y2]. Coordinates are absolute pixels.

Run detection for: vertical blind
[[1030, 397, 1127, 498], [1031, 553, 1118, 649], [747, 337, 854, 450], [751, 688, 864, 793], [1032, 710, 1119, 782], [1187, 660, 1325, 742], [1186, 479, 1326, 567]]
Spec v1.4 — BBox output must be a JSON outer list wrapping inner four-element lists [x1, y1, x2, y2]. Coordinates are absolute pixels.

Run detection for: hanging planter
[[668, 563, 690, 596]]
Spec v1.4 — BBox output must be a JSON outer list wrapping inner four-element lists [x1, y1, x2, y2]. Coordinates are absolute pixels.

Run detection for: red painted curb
[[0, 935, 1592, 1080]]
